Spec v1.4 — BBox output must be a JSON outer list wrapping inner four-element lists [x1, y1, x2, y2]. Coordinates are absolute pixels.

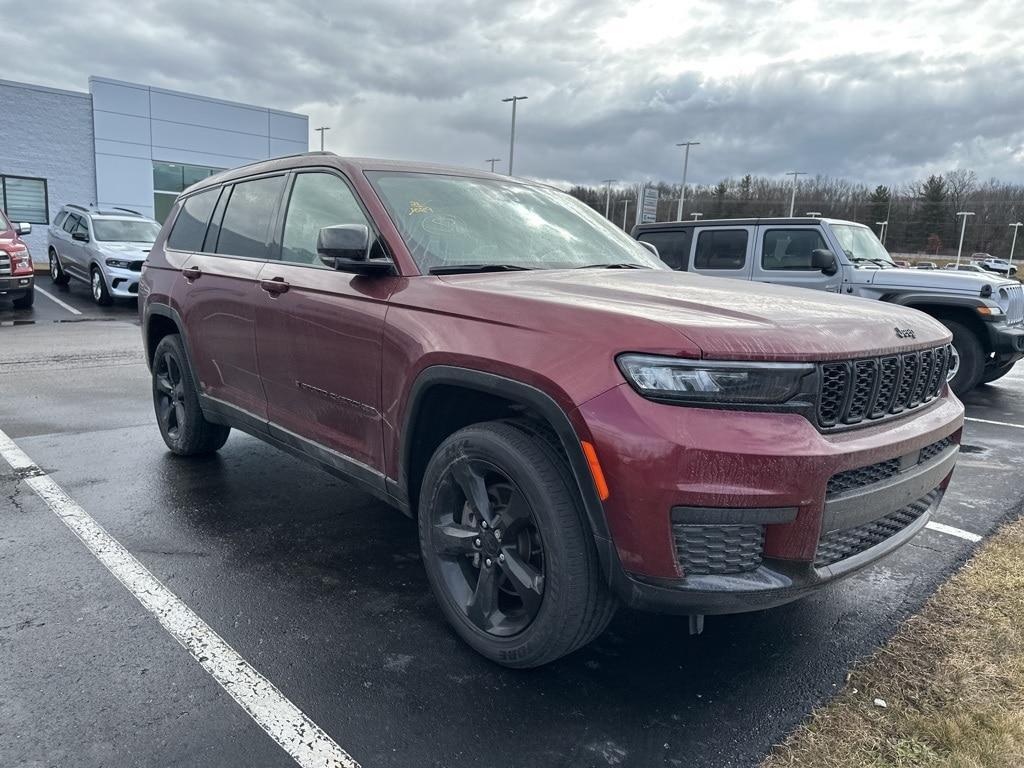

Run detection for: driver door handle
[[182, 266, 202, 281], [260, 277, 290, 295]]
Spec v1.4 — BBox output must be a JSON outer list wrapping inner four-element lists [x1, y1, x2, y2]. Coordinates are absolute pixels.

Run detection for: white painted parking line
[[925, 520, 982, 543], [0, 428, 359, 768], [36, 287, 83, 316], [966, 416, 1024, 431]]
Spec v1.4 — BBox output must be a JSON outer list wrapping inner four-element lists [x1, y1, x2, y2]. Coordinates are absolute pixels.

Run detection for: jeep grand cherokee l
[[140, 153, 964, 667]]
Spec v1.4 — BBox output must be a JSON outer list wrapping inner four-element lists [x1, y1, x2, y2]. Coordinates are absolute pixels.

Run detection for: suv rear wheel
[[418, 420, 616, 668], [152, 334, 230, 455], [91, 266, 112, 306]]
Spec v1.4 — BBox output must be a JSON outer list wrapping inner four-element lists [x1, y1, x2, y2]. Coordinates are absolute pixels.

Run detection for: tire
[[151, 334, 230, 456], [91, 265, 113, 306], [49, 249, 69, 286], [941, 320, 984, 396], [418, 420, 616, 668], [980, 361, 1016, 385], [12, 287, 34, 309]]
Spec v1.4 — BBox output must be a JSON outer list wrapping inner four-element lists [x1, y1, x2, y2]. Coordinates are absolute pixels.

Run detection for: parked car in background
[[916, 261, 938, 270], [977, 256, 1018, 276], [893, 260, 911, 268], [48, 205, 160, 305], [945, 263, 988, 273], [140, 155, 963, 667], [632, 217, 1024, 394], [0, 208, 35, 308]]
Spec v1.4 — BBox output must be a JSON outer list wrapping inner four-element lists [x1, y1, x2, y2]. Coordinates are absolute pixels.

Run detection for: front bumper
[[577, 383, 964, 615], [105, 266, 141, 298], [0, 274, 34, 298], [987, 321, 1024, 360]]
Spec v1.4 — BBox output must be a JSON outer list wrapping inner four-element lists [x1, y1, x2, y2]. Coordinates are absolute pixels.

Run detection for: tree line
[[568, 169, 1024, 258]]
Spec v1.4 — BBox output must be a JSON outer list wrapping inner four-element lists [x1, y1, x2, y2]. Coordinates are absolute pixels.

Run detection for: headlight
[[105, 258, 132, 268], [617, 354, 814, 404]]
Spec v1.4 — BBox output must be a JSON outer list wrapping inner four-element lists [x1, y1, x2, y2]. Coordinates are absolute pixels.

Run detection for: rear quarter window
[[167, 189, 219, 252], [637, 230, 691, 271]]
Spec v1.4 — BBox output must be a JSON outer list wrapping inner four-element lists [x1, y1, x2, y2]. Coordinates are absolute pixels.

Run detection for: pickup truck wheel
[[941, 320, 984, 395], [49, 249, 69, 286], [152, 334, 230, 456], [980, 361, 1016, 385], [11, 286, 34, 309], [418, 420, 616, 668]]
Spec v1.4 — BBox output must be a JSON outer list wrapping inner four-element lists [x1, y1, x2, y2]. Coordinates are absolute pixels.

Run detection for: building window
[[1, 175, 49, 224], [153, 161, 224, 223]]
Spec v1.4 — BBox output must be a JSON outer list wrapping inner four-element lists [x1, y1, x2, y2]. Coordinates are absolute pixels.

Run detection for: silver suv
[[47, 205, 160, 305]]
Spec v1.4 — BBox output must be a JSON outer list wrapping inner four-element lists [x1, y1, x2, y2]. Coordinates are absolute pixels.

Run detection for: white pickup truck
[[633, 217, 1024, 394]]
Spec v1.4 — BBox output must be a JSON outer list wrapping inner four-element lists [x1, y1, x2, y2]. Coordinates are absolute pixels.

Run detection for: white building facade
[[0, 76, 308, 258]]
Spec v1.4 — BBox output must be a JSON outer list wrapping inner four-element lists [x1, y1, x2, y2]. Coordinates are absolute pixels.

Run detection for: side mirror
[[811, 248, 838, 276], [72, 231, 89, 243], [317, 225, 392, 276], [15, 222, 31, 236], [638, 240, 660, 258]]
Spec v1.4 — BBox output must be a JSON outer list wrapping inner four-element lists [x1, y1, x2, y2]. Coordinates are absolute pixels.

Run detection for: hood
[[439, 268, 951, 362], [97, 241, 153, 258], [864, 267, 1012, 292]]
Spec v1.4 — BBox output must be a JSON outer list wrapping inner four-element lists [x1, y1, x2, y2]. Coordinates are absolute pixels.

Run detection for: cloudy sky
[[6, 0, 1022, 187]]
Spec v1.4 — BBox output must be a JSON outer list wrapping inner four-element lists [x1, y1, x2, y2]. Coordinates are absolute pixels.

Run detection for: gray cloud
[[5, 0, 1021, 187]]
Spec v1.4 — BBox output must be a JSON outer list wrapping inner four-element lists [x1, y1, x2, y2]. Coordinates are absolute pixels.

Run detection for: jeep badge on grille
[[894, 327, 916, 339]]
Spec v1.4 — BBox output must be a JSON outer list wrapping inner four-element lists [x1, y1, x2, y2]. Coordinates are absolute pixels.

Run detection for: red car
[[0, 209, 35, 308], [140, 154, 964, 667]]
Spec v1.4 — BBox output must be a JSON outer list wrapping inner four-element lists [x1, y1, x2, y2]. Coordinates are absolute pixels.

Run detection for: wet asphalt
[[2, 289, 1024, 768]]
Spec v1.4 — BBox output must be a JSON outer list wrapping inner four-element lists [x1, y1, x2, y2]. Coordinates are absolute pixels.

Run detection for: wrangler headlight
[[617, 354, 814, 404]]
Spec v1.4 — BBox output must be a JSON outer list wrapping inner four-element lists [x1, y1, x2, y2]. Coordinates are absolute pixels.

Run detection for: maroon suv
[[140, 154, 964, 667]]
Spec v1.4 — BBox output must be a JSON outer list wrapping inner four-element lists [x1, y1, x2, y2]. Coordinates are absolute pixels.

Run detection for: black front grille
[[826, 436, 954, 497], [815, 490, 939, 568], [673, 524, 764, 575], [816, 344, 951, 428], [130, 261, 144, 272]]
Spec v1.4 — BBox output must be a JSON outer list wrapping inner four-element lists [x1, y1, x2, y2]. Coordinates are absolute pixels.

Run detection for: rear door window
[[62, 213, 79, 234], [214, 176, 285, 260], [637, 230, 691, 270], [693, 229, 748, 270], [761, 229, 829, 271], [167, 189, 219, 252]]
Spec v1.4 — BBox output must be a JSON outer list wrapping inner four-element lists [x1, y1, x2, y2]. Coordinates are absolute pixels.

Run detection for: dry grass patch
[[764, 517, 1024, 768]]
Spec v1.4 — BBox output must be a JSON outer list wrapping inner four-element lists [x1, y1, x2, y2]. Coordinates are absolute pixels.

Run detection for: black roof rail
[[66, 203, 88, 212], [112, 207, 143, 216]]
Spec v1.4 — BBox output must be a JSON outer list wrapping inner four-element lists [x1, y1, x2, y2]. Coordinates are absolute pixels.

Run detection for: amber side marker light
[[581, 441, 610, 500]]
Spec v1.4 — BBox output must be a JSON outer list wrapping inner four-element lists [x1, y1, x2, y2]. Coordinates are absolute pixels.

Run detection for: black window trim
[[1, 174, 50, 225], [270, 166, 392, 271], [759, 226, 828, 272], [637, 228, 692, 271]]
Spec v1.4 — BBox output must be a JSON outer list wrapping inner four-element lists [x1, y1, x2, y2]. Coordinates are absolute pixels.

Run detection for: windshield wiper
[[428, 264, 533, 275], [575, 262, 649, 269]]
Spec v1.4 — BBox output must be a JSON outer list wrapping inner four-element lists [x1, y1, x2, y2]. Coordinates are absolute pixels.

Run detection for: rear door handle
[[182, 266, 202, 281], [260, 277, 290, 295]]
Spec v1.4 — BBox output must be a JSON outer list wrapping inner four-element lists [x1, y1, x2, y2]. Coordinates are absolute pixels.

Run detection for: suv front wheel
[[91, 266, 113, 306], [418, 420, 616, 668], [151, 334, 230, 456]]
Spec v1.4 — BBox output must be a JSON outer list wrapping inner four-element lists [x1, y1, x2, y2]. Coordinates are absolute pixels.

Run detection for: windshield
[[0, 209, 10, 230], [367, 172, 663, 272], [92, 219, 161, 242], [829, 224, 895, 267]]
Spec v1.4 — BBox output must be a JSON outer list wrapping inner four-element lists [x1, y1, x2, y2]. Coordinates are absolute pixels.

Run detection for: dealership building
[[0, 76, 309, 259]]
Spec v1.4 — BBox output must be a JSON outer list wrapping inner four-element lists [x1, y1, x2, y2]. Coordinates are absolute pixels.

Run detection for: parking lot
[[2, 297, 1023, 768]]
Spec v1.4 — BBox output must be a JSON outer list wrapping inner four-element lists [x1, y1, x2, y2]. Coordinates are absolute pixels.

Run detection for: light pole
[[955, 211, 975, 267], [675, 141, 700, 221], [486, 158, 502, 172], [602, 179, 617, 218], [690, 212, 703, 220], [501, 96, 528, 175], [786, 171, 806, 217], [876, 220, 888, 243], [1010, 222, 1023, 268], [619, 199, 632, 230], [314, 126, 330, 151]]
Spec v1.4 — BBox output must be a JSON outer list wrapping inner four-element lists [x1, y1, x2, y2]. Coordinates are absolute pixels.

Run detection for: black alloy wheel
[[428, 457, 545, 637], [155, 350, 186, 442]]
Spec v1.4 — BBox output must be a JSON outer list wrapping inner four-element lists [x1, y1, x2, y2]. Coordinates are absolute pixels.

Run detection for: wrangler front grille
[[1006, 283, 1024, 326], [817, 344, 952, 428]]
